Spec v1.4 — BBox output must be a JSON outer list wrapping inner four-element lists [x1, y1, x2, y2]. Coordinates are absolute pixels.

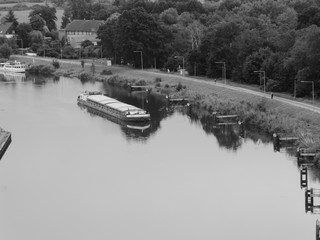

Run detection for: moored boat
[[77, 91, 151, 122], [0, 61, 26, 73]]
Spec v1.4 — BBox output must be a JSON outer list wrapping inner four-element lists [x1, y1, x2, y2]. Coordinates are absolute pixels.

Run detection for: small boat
[[77, 91, 151, 122], [0, 61, 26, 73]]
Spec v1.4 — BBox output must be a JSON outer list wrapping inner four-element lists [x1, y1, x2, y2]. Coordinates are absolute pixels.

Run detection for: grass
[[13, 55, 320, 150]]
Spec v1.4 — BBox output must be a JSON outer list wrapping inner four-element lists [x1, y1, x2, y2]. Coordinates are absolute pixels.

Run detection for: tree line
[[1, 0, 319, 97]]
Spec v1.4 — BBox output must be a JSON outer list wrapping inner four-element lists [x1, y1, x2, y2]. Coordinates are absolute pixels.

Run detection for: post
[[216, 62, 226, 84], [294, 79, 296, 99], [254, 70, 266, 93], [154, 57, 156, 69], [301, 81, 315, 105], [134, 51, 143, 71]]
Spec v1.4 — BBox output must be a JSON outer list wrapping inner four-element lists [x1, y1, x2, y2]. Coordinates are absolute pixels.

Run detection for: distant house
[[0, 22, 14, 38], [65, 20, 104, 48]]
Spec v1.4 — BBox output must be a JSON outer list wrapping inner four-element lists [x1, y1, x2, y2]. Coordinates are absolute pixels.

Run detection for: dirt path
[[15, 55, 320, 115]]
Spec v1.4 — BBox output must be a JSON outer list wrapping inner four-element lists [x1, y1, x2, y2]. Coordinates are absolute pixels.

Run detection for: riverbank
[[0, 128, 11, 160], [13, 55, 320, 150]]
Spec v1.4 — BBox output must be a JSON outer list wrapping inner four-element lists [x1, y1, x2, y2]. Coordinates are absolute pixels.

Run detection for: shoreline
[[12, 55, 320, 150], [0, 128, 12, 160]]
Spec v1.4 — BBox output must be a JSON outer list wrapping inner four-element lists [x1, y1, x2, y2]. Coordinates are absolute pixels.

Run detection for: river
[[0, 74, 319, 240]]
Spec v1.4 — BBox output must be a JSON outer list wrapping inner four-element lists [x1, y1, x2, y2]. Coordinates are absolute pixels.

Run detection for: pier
[[166, 95, 190, 105], [305, 189, 320, 214], [0, 128, 11, 160], [300, 167, 308, 188], [130, 85, 152, 92], [273, 133, 299, 152]]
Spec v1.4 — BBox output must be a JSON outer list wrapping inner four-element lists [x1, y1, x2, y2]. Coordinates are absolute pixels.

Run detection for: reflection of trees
[[100, 84, 175, 141]]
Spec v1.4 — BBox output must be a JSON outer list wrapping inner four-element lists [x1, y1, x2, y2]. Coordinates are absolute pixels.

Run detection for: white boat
[[77, 91, 151, 122], [0, 61, 26, 73]]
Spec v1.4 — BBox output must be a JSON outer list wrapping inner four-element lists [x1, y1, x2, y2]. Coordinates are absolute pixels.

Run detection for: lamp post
[[134, 51, 143, 70], [216, 61, 226, 84], [301, 81, 315, 105], [254, 70, 266, 93]]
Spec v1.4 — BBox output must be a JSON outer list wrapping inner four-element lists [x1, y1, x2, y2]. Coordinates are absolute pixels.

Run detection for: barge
[[77, 91, 150, 122], [0, 128, 12, 160]]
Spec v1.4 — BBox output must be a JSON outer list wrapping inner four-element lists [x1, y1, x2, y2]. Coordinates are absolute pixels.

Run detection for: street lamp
[[301, 81, 315, 105], [254, 70, 266, 93], [134, 51, 143, 71], [216, 62, 226, 84], [175, 55, 184, 76]]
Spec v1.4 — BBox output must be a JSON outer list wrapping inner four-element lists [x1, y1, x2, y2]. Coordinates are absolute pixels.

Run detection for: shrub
[[136, 80, 146, 86], [27, 65, 55, 76], [176, 82, 183, 91], [155, 77, 162, 82], [101, 69, 113, 75], [78, 72, 93, 82], [52, 60, 60, 69], [155, 82, 161, 87], [165, 84, 170, 88]]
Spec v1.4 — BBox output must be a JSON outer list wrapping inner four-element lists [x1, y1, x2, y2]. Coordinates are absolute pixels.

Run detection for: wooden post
[[273, 133, 280, 152], [316, 220, 320, 240]]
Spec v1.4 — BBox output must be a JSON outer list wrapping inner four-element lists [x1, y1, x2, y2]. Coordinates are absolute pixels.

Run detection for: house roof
[[65, 20, 104, 32], [0, 22, 13, 35]]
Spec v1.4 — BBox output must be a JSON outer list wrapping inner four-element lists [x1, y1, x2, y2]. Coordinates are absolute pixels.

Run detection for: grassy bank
[[14, 55, 320, 150]]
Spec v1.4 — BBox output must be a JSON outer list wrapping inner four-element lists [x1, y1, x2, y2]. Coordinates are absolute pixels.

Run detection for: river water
[[0, 74, 319, 240]]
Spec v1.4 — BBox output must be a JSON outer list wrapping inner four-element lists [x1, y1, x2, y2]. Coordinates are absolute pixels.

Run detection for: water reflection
[[78, 105, 152, 141], [0, 72, 26, 82]]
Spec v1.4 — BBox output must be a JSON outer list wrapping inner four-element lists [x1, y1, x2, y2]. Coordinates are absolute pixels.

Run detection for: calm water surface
[[0, 75, 319, 240]]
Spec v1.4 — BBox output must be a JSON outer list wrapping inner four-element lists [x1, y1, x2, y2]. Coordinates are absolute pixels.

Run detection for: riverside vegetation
[[19, 56, 320, 164]]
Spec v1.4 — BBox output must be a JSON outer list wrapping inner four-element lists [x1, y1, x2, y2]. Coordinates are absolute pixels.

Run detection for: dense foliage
[[96, 0, 320, 97], [2, 0, 320, 97]]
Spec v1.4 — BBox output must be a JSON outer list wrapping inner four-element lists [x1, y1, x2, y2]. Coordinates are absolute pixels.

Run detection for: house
[[65, 20, 104, 48], [0, 22, 14, 38]]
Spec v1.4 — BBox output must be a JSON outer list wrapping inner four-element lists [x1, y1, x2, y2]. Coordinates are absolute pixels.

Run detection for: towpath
[[15, 55, 320, 115]]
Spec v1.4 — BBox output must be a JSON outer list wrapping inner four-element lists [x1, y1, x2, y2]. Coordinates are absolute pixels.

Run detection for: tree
[[115, 7, 172, 68], [68, 0, 93, 20], [0, 43, 12, 58], [15, 23, 33, 48], [29, 5, 57, 31], [29, 14, 46, 31], [3, 10, 18, 31], [160, 8, 178, 25], [61, 8, 71, 29]]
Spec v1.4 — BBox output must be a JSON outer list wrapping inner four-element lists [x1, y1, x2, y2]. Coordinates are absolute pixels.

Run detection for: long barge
[[77, 91, 150, 122], [0, 128, 12, 160]]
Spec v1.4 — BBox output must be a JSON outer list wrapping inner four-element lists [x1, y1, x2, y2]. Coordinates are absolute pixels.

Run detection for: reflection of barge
[[0, 128, 12, 160], [80, 105, 151, 131], [77, 91, 150, 122]]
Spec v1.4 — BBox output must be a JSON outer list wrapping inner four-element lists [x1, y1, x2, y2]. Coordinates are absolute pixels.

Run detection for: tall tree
[[3, 10, 18, 31], [61, 8, 71, 29], [15, 23, 33, 48], [29, 14, 46, 31], [115, 7, 171, 67], [29, 5, 57, 31]]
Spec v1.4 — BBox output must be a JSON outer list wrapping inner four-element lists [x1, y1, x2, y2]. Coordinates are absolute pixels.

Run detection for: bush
[[155, 82, 161, 87], [52, 60, 60, 69], [136, 80, 146, 86], [165, 84, 170, 88], [27, 65, 55, 76], [100, 69, 113, 75], [176, 82, 183, 91], [155, 77, 162, 82], [78, 72, 93, 82]]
